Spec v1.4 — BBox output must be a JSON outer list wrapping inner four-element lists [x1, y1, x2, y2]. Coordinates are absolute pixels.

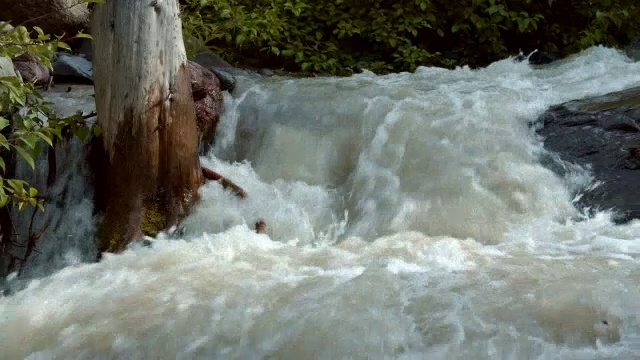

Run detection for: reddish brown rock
[[188, 60, 224, 151]]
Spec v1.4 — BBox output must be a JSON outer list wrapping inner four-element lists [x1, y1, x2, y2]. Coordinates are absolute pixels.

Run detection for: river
[[1, 46, 640, 359]]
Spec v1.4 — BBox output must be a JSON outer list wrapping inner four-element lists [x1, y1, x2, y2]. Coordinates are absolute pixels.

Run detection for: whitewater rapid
[[2, 47, 640, 359]]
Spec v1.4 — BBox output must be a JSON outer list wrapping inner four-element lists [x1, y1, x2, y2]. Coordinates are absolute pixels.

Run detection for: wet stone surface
[[536, 86, 640, 222]]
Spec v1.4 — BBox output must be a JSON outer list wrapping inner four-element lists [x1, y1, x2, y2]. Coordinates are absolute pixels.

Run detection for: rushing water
[[2, 47, 640, 359]]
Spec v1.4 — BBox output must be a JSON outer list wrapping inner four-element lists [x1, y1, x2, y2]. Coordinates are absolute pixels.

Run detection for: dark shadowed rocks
[[52, 53, 93, 83], [536, 87, 640, 222]]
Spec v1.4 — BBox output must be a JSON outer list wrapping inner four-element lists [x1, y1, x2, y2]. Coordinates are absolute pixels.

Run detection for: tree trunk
[[91, 0, 201, 253]]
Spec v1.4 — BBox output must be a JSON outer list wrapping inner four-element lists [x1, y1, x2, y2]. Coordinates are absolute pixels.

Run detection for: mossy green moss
[[96, 221, 122, 254], [141, 201, 166, 237]]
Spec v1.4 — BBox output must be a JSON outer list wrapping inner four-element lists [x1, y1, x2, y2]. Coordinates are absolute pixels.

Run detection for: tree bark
[[91, 0, 201, 253]]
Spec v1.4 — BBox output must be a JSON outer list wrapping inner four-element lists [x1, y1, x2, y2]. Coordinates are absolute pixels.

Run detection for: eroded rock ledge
[[536, 87, 640, 222]]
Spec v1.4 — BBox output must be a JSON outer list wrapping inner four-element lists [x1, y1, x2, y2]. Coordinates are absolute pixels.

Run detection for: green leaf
[[57, 42, 71, 51], [92, 124, 103, 137], [75, 125, 89, 141], [15, 146, 35, 169], [74, 33, 93, 40], [0, 116, 9, 131], [20, 133, 39, 149], [35, 131, 54, 147]]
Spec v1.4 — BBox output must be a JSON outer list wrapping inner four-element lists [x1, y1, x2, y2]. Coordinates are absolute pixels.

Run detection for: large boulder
[[0, 0, 90, 36], [188, 60, 224, 153], [536, 87, 640, 222], [13, 53, 51, 85]]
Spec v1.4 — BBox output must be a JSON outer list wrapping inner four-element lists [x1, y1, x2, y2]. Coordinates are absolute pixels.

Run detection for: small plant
[[0, 22, 96, 210], [0, 2, 103, 272]]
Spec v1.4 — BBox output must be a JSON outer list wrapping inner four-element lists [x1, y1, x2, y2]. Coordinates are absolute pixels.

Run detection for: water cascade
[[2, 47, 640, 359]]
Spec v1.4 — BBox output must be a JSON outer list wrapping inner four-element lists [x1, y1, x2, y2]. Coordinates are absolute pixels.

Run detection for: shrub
[[181, 0, 640, 74]]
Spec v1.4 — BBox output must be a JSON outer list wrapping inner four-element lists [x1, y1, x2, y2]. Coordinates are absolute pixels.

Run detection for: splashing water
[[3, 47, 640, 359]]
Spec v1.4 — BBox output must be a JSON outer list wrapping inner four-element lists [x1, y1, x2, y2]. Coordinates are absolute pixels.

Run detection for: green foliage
[[181, 0, 640, 74], [0, 24, 98, 211]]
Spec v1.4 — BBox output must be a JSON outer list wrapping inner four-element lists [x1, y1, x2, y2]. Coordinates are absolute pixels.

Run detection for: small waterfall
[[1, 86, 97, 282]]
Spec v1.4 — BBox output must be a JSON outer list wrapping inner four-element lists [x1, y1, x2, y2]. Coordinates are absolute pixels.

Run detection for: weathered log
[[201, 167, 246, 199], [91, 0, 201, 252]]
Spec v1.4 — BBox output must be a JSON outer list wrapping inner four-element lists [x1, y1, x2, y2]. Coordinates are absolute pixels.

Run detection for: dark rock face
[[52, 53, 93, 83], [536, 87, 640, 222], [625, 37, 640, 61], [192, 52, 233, 69]]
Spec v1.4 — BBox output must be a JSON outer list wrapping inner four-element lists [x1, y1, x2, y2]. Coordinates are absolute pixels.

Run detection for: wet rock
[[0, 0, 90, 36], [188, 61, 224, 152], [192, 51, 233, 69], [77, 38, 93, 61], [624, 37, 640, 61], [258, 68, 274, 77], [209, 67, 236, 92], [52, 53, 93, 83], [625, 147, 640, 169], [536, 86, 640, 222], [529, 43, 560, 65], [13, 53, 51, 86]]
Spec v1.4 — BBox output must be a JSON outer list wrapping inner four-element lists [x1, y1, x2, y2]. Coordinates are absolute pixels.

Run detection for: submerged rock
[[536, 86, 640, 222]]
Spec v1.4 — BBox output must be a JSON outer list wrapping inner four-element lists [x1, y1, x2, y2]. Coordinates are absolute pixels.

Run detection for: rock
[[188, 61, 224, 152], [536, 86, 640, 222], [624, 147, 640, 169], [191, 51, 233, 69], [258, 68, 274, 76], [529, 43, 560, 65], [0, 0, 90, 37], [624, 37, 640, 61], [185, 37, 232, 69], [209, 67, 236, 92], [13, 53, 51, 86], [52, 53, 93, 83], [77, 38, 93, 61]]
